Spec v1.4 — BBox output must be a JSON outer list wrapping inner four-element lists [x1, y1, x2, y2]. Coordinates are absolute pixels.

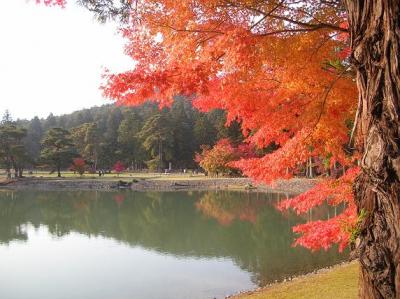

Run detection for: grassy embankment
[[233, 261, 358, 299]]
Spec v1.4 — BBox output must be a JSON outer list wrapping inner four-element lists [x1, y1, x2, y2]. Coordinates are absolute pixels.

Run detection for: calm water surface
[[0, 190, 346, 299]]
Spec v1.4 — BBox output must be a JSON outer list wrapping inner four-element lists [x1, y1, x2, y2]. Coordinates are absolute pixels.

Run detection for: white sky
[[0, 0, 134, 120]]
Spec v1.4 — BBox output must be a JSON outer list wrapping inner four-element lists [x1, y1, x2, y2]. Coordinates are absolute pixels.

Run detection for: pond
[[0, 190, 346, 299]]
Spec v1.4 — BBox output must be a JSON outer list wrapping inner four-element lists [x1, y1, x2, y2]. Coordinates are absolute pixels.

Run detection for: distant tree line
[[0, 97, 243, 177]]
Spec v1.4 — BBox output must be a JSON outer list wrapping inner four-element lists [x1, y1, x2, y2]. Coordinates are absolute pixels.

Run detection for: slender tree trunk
[[5, 160, 11, 179], [10, 156, 18, 179], [345, 1, 400, 298], [94, 153, 98, 172]]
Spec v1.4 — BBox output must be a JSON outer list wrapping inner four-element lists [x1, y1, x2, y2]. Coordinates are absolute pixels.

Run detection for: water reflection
[[0, 190, 346, 287]]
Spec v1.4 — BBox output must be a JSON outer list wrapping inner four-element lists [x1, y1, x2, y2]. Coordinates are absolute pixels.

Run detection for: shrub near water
[[70, 158, 87, 176]]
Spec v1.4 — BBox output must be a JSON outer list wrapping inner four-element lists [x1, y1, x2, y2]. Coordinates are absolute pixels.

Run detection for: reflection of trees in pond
[[113, 194, 125, 206], [195, 191, 276, 226], [0, 191, 28, 243], [0, 190, 346, 285]]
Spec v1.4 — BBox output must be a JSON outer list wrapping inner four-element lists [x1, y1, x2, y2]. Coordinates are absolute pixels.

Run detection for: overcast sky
[[0, 0, 134, 120]]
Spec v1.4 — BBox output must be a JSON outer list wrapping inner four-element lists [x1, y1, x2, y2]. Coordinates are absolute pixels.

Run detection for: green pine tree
[[40, 128, 78, 177]]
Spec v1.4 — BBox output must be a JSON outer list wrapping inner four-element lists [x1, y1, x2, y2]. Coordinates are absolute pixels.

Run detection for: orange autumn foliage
[[278, 167, 359, 251], [195, 138, 255, 176], [45, 1, 359, 251]]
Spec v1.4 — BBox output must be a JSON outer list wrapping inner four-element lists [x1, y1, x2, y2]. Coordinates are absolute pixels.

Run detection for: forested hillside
[[4, 97, 242, 173]]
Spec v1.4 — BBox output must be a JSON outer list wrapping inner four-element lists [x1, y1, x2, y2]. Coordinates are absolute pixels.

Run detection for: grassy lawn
[[233, 261, 358, 299]]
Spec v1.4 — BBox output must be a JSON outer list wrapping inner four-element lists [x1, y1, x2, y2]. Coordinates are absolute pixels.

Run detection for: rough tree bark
[[344, 1, 400, 298]]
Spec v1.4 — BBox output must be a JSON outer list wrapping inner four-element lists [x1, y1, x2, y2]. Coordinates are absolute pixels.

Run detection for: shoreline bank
[[0, 177, 319, 194], [228, 260, 358, 299]]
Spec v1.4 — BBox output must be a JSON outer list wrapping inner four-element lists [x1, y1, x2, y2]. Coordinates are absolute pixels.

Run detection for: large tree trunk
[[344, 1, 400, 298]]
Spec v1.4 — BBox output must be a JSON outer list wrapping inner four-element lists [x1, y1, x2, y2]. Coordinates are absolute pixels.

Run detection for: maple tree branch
[[317, 70, 348, 123], [196, 33, 221, 45], [222, 0, 347, 35], [195, 20, 226, 45], [268, 13, 347, 33], [214, 53, 226, 61], [304, 68, 349, 141], [77, 0, 132, 22], [255, 27, 331, 37], [250, 0, 285, 30], [309, 33, 340, 59], [157, 23, 224, 35]]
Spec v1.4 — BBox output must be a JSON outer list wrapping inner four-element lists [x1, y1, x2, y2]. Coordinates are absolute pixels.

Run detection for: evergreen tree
[[84, 123, 100, 171], [117, 110, 147, 170], [40, 128, 78, 177], [137, 111, 174, 171], [1, 110, 12, 124], [70, 123, 100, 170], [193, 115, 217, 148], [0, 112, 29, 178], [99, 107, 123, 168], [24, 116, 43, 162], [170, 98, 196, 168], [43, 113, 57, 131]]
